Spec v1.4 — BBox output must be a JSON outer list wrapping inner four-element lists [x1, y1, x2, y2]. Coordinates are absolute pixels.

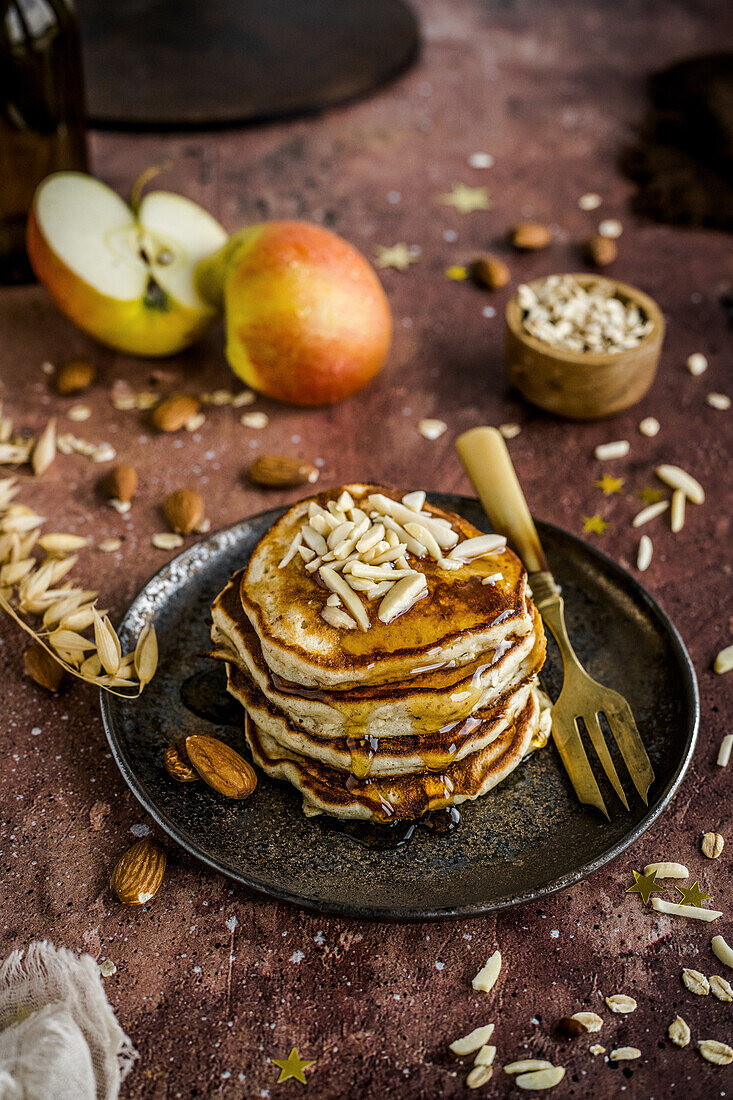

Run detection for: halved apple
[[27, 172, 228, 357]]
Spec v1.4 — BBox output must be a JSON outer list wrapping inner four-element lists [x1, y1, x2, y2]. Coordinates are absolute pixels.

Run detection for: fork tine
[[585, 712, 629, 810], [602, 699, 655, 804], [551, 714, 609, 819]]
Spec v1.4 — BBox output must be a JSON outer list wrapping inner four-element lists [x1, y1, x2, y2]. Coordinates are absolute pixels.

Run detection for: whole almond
[[510, 222, 551, 250], [164, 488, 204, 535], [151, 394, 199, 433], [248, 454, 319, 489], [110, 837, 166, 905], [471, 254, 510, 290], [106, 463, 138, 503], [164, 740, 198, 782], [585, 234, 618, 267], [55, 358, 96, 395], [185, 734, 257, 799], [24, 643, 64, 692]]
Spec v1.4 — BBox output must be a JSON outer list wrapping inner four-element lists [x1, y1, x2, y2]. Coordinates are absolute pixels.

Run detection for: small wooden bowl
[[505, 274, 664, 420]]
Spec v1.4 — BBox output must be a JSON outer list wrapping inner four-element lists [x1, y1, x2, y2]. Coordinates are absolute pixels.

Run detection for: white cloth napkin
[[0, 942, 136, 1100]]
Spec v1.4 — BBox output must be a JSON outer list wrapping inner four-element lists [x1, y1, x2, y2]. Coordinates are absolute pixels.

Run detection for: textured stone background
[[1, 1, 731, 1097]]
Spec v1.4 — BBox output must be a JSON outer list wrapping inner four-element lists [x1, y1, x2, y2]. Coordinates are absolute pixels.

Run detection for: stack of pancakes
[[211, 484, 550, 823]]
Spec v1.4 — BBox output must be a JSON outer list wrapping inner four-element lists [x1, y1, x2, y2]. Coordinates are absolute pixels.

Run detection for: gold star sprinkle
[[675, 881, 713, 908], [583, 514, 610, 535], [374, 244, 418, 271], [272, 1048, 315, 1085], [439, 183, 491, 214], [626, 869, 662, 905], [596, 475, 624, 495], [637, 487, 665, 505], [446, 265, 468, 281]]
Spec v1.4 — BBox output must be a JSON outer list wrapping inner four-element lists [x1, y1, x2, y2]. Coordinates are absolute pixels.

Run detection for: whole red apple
[[197, 222, 392, 405]]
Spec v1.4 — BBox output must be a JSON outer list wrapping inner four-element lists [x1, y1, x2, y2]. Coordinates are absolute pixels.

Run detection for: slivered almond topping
[[474, 1045, 496, 1067], [418, 418, 447, 440], [319, 566, 370, 631], [717, 734, 733, 767], [670, 489, 686, 533], [594, 440, 629, 461], [321, 606, 358, 630], [643, 862, 688, 879], [448, 534, 507, 562], [377, 573, 427, 625], [402, 490, 426, 511], [472, 950, 501, 994], [405, 522, 443, 560], [152, 532, 184, 550], [449, 1024, 495, 1055], [632, 501, 669, 527], [278, 532, 303, 569], [637, 535, 652, 572], [297, 545, 315, 563], [302, 526, 328, 556]]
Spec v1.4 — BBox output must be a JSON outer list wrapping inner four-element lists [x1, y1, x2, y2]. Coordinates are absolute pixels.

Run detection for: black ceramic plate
[[100, 496, 698, 921]]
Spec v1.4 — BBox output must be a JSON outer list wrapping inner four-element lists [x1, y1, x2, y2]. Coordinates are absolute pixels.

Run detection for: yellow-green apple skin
[[198, 222, 393, 405], [27, 172, 228, 358]]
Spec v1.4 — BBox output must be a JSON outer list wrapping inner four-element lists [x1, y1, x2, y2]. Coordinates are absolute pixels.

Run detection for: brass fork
[[456, 426, 654, 818]]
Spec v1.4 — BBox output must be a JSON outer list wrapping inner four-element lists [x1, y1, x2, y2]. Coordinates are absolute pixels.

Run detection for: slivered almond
[[609, 1048, 641, 1061], [402, 491, 426, 511], [278, 532, 303, 568], [718, 734, 733, 766], [713, 645, 733, 675], [656, 464, 704, 504], [449, 534, 507, 562], [319, 566, 369, 631], [653, 899, 722, 921], [377, 572, 427, 625], [594, 440, 629, 461], [405, 522, 443, 560], [152, 533, 184, 550], [321, 606, 358, 630], [711, 935, 733, 970], [504, 1060, 554, 1074], [670, 489, 686, 532], [368, 494, 458, 549], [643, 862, 688, 879], [474, 1046, 496, 1067], [449, 1024, 495, 1056], [632, 501, 669, 527], [515, 1067, 565, 1090], [302, 526, 328, 556], [472, 950, 501, 994], [637, 535, 652, 571]]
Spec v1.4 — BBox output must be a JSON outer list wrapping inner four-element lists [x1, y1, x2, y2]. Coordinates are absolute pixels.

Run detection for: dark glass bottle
[[0, 0, 87, 283]]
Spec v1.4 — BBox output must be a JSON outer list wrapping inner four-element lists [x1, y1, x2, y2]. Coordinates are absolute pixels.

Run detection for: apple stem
[[130, 163, 171, 213]]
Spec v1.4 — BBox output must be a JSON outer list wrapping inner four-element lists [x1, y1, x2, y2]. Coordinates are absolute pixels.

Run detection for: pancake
[[226, 662, 537, 776], [245, 688, 552, 822], [240, 483, 532, 689], [212, 572, 546, 738]]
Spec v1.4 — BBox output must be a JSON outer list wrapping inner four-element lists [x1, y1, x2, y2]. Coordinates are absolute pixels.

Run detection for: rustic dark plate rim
[[100, 496, 699, 921]]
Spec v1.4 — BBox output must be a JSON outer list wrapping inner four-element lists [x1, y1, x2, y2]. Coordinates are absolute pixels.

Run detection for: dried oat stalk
[[0, 476, 156, 697]]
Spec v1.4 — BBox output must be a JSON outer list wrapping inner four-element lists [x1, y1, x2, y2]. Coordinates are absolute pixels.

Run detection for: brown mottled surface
[[0, 1, 731, 1097]]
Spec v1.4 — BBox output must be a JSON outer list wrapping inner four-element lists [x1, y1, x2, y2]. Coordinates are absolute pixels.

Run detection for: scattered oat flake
[[707, 392, 730, 410], [152, 532, 184, 550], [67, 404, 91, 421], [99, 959, 117, 977], [232, 390, 256, 408], [605, 994, 637, 1014], [714, 644, 733, 675], [668, 1016, 690, 1047], [41, 360, 55, 375], [609, 1047, 641, 1061], [578, 193, 602, 210], [185, 412, 206, 432], [240, 412, 268, 430], [699, 1040, 733, 1065], [710, 975, 733, 1002], [418, 418, 447, 441], [686, 353, 708, 375], [589, 1045, 605, 1056], [468, 152, 494, 169], [701, 832, 724, 859], [598, 219, 622, 238], [98, 538, 122, 553], [499, 423, 521, 439]]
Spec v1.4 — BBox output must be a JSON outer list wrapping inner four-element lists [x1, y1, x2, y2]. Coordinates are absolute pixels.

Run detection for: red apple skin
[[209, 222, 393, 405]]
